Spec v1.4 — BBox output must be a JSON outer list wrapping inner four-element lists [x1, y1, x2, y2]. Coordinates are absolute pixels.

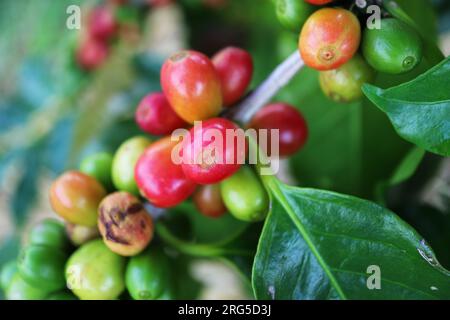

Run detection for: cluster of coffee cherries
[[276, 0, 424, 103], [75, 3, 119, 71], [12, 46, 307, 300], [76, 0, 180, 71], [56, 45, 309, 246]]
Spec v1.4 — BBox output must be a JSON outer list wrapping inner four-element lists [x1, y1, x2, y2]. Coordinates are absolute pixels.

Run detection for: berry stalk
[[225, 50, 304, 124]]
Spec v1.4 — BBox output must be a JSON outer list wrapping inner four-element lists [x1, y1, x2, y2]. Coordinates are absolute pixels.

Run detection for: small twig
[[226, 50, 305, 124]]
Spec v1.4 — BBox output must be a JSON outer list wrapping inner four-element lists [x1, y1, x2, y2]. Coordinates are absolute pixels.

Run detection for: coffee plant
[[0, 0, 449, 300]]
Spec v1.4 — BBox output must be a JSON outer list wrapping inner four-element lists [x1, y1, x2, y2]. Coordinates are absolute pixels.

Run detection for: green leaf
[[362, 57, 450, 156], [252, 177, 450, 299], [375, 147, 426, 202]]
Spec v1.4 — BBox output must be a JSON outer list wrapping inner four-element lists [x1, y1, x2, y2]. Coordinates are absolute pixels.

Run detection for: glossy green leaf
[[375, 147, 426, 202], [252, 178, 450, 299], [363, 57, 450, 156]]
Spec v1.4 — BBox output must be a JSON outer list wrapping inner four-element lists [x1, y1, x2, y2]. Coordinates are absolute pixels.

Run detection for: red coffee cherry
[[76, 38, 109, 71], [88, 6, 117, 41], [305, 0, 333, 5], [193, 184, 227, 218], [135, 93, 187, 136], [212, 47, 253, 107], [299, 8, 361, 71], [135, 136, 196, 208], [161, 50, 223, 124], [181, 118, 245, 185], [249, 103, 308, 157]]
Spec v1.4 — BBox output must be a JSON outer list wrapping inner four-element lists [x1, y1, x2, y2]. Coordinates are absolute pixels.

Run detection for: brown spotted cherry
[[98, 192, 153, 256]]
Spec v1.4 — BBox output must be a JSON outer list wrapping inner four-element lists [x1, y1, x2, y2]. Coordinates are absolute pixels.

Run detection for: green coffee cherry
[[125, 247, 170, 300], [65, 239, 125, 300], [18, 245, 67, 293], [80, 152, 114, 190], [6, 273, 48, 300], [28, 218, 70, 251], [362, 18, 422, 74], [1, 260, 17, 291], [112, 136, 152, 195], [47, 290, 78, 300], [276, 0, 315, 33], [220, 166, 269, 222], [319, 54, 375, 103]]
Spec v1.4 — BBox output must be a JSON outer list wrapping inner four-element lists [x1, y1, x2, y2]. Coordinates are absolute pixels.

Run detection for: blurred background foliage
[[0, 0, 449, 298]]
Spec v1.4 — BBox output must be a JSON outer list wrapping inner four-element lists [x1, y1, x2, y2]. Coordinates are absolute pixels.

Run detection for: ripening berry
[[181, 118, 245, 185], [49, 171, 106, 227], [193, 184, 227, 218], [88, 6, 117, 41], [212, 47, 253, 106], [161, 50, 223, 124], [135, 136, 197, 208], [319, 54, 375, 103], [299, 8, 361, 71], [76, 38, 109, 71], [249, 103, 308, 157], [135, 93, 187, 136]]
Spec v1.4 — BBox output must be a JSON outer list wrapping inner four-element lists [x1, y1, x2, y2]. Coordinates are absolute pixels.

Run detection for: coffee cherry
[[112, 136, 152, 195], [66, 239, 125, 300], [80, 152, 114, 190], [220, 166, 269, 222], [6, 274, 48, 300], [66, 223, 100, 247], [319, 54, 375, 103], [76, 38, 109, 71], [362, 18, 422, 74], [305, 0, 333, 4], [98, 192, 154, 256], [299, 8, 361, 71], [276, 0, 316, 33], [50, 171, 106, 227], [135, 136, 197, 208], [125, 247, 170, 300], [181, 118, 245, 184], [161, 50, 222, 124], [47, 290, 78, 300], [88, 6, 117, 41], [249, 103, 308, 157], [18, 245, 67, 293], [135, 93, 187, 136], [212, 47, 253, 106], [193, 184, 227, 218], [28, 219, 70, 251]]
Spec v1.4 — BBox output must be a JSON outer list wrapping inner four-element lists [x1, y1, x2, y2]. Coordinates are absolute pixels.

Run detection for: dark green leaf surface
[[375, 147, 426, 202], [253, 178, 450, 299], [363, 57, 450, 156]]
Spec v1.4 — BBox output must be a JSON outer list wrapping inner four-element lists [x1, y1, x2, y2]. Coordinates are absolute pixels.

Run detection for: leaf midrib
[[262, 175, 348, 300]]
